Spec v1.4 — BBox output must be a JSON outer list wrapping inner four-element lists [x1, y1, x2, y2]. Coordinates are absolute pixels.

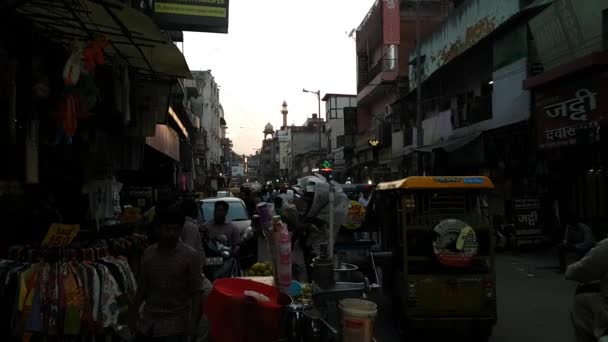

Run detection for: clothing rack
[[1, 235, 143, 340]]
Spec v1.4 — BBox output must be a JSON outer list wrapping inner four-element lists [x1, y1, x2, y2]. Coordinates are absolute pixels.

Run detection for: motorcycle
[[203, 228, 256, 281]]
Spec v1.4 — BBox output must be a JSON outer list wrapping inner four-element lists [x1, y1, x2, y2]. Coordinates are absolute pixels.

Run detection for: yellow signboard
[[154, 0, 230, 34], [42, 224, 80, 248]]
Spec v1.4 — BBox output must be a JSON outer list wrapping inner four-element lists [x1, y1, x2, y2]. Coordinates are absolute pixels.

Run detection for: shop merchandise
[[0, 251, 136, 338], [82, 178, 124, 229]]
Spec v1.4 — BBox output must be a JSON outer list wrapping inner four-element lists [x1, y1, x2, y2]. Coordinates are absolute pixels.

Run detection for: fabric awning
[[413, 132, 482, 153], [17, 0, 191, 79]]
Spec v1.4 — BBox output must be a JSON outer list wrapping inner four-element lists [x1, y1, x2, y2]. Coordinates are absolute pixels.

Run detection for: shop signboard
[[382, 0, 400, 45], [535, 74, 607, 149], [153, 0, 230, 34], [513, 198, 541, 236], [42, 224, 80, 248]]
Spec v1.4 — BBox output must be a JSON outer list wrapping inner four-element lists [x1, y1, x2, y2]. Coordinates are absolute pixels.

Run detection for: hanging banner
[[382, 0, 400, 45], [154, 0, 230, 34]]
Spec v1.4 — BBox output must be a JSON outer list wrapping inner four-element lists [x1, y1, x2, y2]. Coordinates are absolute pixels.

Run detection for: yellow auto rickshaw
[[371, 176, 496, 340]]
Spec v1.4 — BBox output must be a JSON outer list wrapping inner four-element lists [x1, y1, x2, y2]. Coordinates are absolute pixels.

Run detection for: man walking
[[131, 204, 204, 342]]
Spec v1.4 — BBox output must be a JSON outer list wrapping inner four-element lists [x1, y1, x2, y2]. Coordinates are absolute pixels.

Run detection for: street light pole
[[415, 0, 424, 175], [303, 88, 322, 165]]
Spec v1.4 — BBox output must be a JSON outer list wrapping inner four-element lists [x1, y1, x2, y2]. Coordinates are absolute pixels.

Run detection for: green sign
[[154, 0, 230, 34], [321, 160, 332, 169]]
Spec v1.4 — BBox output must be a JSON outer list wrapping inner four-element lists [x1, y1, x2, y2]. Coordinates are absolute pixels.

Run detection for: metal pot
[[334, 263, 359, 282], [284, 303, 308, 342], [302, 307, 338, 342]]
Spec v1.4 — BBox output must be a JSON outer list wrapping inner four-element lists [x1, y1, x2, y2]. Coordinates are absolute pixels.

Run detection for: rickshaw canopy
[[376, 176, 494, 191]]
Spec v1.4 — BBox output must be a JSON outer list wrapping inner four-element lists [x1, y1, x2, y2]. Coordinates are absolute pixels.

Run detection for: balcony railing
[[358, 58, 398, 91]]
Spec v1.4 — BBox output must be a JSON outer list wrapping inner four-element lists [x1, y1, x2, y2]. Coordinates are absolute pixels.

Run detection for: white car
[[216, 190, 233, 198]]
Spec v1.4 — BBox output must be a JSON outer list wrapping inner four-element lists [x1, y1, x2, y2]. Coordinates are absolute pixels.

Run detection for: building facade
[[322, 94, 357, 179], [184, 70, 228, 190], [352, 0, 452, 184]]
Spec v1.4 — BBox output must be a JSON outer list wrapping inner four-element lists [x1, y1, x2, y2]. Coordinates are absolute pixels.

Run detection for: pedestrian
[[358, 192, 370, 207], [558, 219, 596, 272], [203, 200, 242, 254], [180, 198, 205, 264], [130, 203, 204, 342], [566, 237, 608, 342]]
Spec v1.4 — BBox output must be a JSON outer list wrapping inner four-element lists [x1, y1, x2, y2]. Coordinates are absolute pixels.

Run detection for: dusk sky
[[182, 0, 375, 155]]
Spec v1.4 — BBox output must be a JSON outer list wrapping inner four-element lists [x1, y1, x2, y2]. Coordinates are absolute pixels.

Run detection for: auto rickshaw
[[371, 176, 496, 340]]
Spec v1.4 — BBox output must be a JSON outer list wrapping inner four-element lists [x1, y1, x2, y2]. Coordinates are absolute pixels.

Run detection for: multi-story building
[[184, 70, 227, 190], [397, 0, 608, 239], [260, 123, 280, 184], [287, 115, 328, 181], [353, 0, 452, 183], [322, 94, 357, 180]]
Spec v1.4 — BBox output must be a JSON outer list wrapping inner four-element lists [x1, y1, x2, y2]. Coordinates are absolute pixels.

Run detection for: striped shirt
[[137, 242, 204, 337]]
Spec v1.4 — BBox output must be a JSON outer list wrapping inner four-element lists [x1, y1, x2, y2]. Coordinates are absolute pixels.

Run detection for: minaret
[[281, 101, 288, 129]]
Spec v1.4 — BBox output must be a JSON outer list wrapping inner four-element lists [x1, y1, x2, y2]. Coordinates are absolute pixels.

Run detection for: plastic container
[[206, 278, 292, 342], [339, 299, 378, 342]]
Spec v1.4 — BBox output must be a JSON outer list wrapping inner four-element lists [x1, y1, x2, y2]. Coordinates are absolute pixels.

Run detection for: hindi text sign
[[535, 74, 607, 149]]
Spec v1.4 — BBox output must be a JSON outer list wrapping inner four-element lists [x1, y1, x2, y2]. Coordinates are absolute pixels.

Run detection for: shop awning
[[17, 0, 191, 79], [413, 132, 482, 153]]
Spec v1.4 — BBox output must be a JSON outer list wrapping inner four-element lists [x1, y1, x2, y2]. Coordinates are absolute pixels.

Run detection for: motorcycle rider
[[566, 236, 608, 342], [203, 200, 242, 255]]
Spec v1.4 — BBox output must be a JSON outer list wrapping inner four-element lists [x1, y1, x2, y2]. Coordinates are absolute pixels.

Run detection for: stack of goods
[[246, 262, 273, 277], [270, 216, 291, 294]]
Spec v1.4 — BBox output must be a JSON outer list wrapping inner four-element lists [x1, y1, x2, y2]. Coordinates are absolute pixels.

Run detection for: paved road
[[491, 251, 576, 342], [373, 251, 577, 342], [258, 234, 577, 341]]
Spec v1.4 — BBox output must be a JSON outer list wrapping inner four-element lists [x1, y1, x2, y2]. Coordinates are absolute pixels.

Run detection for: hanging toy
[[62, 42, 84, 86], [82, 36, 110, 75]]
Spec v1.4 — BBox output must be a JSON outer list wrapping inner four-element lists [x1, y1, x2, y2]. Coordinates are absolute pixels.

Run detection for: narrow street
[[491, 251, 576, 342], [373, 251, 577, 341]]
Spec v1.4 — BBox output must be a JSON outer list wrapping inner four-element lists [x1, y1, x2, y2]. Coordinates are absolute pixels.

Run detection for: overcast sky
[[182, 0, 375, 155]]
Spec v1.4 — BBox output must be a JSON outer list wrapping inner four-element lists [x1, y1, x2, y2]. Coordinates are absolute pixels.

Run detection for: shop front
[[526, 63, 608, 240], [0, 2, 193, 340]]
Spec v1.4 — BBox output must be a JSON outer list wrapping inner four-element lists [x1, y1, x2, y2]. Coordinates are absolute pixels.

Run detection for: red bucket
[[205, 278, 292, 342]]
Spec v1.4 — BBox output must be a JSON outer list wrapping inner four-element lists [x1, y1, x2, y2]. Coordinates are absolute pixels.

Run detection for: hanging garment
[[82, 179, 124, 223]]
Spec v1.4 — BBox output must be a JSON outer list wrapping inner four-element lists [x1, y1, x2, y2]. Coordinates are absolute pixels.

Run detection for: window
[[337, 135, 345, 148]]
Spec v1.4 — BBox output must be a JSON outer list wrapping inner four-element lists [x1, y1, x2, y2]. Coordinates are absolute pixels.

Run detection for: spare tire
[[432, 219, 478, 268]]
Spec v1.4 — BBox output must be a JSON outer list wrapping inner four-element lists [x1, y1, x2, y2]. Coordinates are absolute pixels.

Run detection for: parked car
[[199, 197, 257, 269], [216, 190, 234, 198]]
